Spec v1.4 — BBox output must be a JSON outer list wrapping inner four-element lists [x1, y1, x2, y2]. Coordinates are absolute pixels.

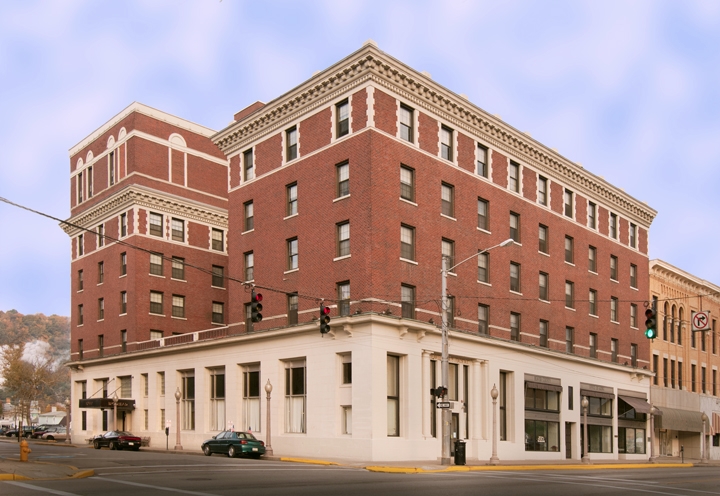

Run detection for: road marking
[[94, 476, 223, 495], [98, 467, 360, 476], [3, 481, 81, 496]]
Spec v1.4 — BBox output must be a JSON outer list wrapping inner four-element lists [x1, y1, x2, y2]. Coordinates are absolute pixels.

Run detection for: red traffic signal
[[319, 306, 331, 334], [251, 291, 263, 323]]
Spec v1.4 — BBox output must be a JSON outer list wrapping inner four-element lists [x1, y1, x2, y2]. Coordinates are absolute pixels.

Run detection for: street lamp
[[64, 397, 72, 445], [489, 384, 499, 465], [440, 238, 514, 465], [649, 405, 657, 462], [265, 379, 273, 456], [701, 412, 708, 464], [174, 387, 183, 450], [581, 396, 590, 464]]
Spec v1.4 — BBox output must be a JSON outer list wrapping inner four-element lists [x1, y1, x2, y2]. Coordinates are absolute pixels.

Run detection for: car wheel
[[46, 436, 54, 441], [25, 433, 31, 438], [203, 445, 212, 456], [228, 446, 236, 458], [110, 441, 117, 450], [93, 440, 100, 449]]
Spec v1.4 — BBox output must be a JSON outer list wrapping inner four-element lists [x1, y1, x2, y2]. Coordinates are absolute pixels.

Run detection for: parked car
[[5, 426, 34, 438], [201, 431, 265, 458], [31, 425, 58, 439], [42, 427, 67, 442], [92, 431, 142, 450]]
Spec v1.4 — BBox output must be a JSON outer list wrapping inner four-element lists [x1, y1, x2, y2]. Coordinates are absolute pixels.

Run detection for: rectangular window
[[441, 182, 454, 217], [158, 372, 166, 397], [631, 343, 638, 367], [611, 338, 618, 363], [244, 252, 254, 281], [88, 168, 93, 197], [400, 224, 415, 261], [629, 223, 637, 248], [387, 355, 400, 436], [144, 409, 149, 430], [525, 419, 560, 452], [120, 212, 127, 237], [98, 261, 104, 284], [589, 289, 597, 316], [98, 298, 104, 320], [538, 272, 549, 301], [510, 212, 520, 243], [477, 144, 488, 177], [588, 202, 597, 229], [120, 252, 127, 276], [172, 295, 185, 318], [78, 234, 84, 256], [212, 302, 224, 324], [564, 189, 573, 218], [610, 255, 618, 281], [78, 270, 83, 291], [713, 369, 717, 396], [610, 213, 618, 239], [342, 406, 352, 435], [440, 125, 453, 161], [338, 282, 350, 316], [149, 212, 163, 237], [563, 236, 574, 264], [610, 297, 619, 322], [243, 368, 261, 432], [150, 291, 163, 315], [589, 333, 597, 358], [77, 171, 83, 203], [588, 246, 597, 272], [477, 252, 489, 283], [244, 201, 254, 231], [121, 330, 127, 353], [150, 253, 163, 276], [477, 198, 489, 231], [245, 303, 252, 330], [337, 161, 349, 197], [478, 304, 489, 334], [663, 358, 669, 387], [446, 295, 455, 328], [671, 360, 676, 388], [400, 165, 414, 201], [287, 183, 298, 216], [510, 312, 520, 341], [285, 362, 306, 433], [159, 409, 164, 431], [336, 99, 349, 137], [212, 228, 224, 251], [630, 264, 637, 289], [212, 265, 224, 288], [442, 238, 455, 272], [565, 281, 575, 309], [508, 161, 520, 193], [243, 149, 254, 181], [510, 262, 521, 293], [119, 375, 131, 397], [337, 221, 350, 257], [287, 293, 298, 325], [618, 427, 646, 454], [537, 176, 548, 206], [692, 364, 697, 392], [566, 327, 574, 353], [120, 291, 127, 314], [286, 126, 298, 161], [287, 237, 298, 270], [653, 355, 659, 385], [171, 218, 184, 242], [98, 335, 104, 357], [499, 372, 507, 441], [78, 304, 83, 325], [182, 372, 195, 430], [630, 304, 638, 328], [401, 284, 415, 319], [399, 104, 414, 142], [702, 366, 707, 394], [109, 151, 115, 186], [538, 225, 548, 254], [539, 320, 548, 347], [97, 224, 105, 247], [169, 257, 184, 280]]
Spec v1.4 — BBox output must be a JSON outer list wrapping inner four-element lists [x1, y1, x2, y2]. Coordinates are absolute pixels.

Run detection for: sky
[[1, 0, 719, 317]]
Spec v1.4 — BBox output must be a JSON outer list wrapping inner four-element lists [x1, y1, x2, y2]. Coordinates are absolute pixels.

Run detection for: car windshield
[[243, 432, 257, 440]]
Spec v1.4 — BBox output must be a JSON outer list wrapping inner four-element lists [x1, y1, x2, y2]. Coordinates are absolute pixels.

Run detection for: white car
[[42, 427, 67, 441]]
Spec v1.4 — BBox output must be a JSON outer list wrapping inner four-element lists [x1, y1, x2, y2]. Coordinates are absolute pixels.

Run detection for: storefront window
[[618, 427, 646, 454], [525, 419, 560, 451]]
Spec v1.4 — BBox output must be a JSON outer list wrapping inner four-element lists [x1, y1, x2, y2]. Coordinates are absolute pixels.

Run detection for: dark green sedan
[[201, 431, 266, 458]]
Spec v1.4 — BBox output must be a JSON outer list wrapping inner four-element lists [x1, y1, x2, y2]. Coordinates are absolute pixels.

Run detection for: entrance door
[[660, 431, 669, 456], [565, 422, 572, 459]]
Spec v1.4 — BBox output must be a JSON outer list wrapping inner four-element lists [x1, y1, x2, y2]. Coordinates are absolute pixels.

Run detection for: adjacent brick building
[[66, 43, 659, 462]]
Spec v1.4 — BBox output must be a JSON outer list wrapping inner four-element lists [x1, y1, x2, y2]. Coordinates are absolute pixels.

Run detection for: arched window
[[677, 307, 684, 345], [671, 305, 677, 343], [663, 302, 669, 340]]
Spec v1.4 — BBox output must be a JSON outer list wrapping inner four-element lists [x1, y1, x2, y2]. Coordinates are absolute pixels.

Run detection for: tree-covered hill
[[0, 309, 70, 359]]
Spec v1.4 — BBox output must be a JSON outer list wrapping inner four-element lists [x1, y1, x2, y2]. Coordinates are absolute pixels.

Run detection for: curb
[[364, 463, 694, 474], [280, 457, 339, 466]]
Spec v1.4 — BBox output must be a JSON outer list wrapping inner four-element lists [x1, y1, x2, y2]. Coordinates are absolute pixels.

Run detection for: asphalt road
[[2, 442, 719, 496]]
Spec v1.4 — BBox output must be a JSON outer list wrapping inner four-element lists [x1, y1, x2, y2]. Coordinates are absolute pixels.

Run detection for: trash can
[[454, 439, 466, 466]]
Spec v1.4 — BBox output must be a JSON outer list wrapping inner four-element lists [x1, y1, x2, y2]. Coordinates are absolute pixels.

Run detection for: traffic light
[[431, 386, 448, 398], [251, 291, 263, 323], [319, 306, 331, 334], [645, 306, 657, 339]]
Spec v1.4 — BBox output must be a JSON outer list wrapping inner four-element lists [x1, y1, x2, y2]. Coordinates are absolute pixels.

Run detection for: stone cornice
[[213, 43, 656, 227], [62, 185, 228, 236], [650, 259, 720, 304]]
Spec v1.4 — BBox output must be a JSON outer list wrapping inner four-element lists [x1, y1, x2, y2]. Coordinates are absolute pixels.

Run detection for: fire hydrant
[[19, 439, 31, 462]]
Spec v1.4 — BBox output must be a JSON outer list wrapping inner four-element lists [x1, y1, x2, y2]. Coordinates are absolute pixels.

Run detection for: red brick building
[[66, 44, 658, 462]]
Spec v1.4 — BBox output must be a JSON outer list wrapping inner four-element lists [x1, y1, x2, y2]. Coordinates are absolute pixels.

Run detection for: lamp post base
[[265, 447, 273, 456], [488, 456, 499, 465], [441, 457, 452, 465], [581, 455, 590, 464], [174, 445, 183, 450]]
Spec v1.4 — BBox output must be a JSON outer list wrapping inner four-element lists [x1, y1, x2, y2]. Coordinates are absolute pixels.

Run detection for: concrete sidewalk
[[1, 437, 716, 480]]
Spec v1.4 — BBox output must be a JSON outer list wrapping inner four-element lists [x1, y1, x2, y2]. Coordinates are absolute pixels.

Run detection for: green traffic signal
[[645, 328, 657, 339], [644, 307, 657, 339]]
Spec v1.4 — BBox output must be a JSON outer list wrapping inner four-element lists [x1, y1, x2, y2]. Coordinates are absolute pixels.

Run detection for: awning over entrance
[[618, 395, 651, 414], [580, 389, 614, 399], [525, 381, 563, 392], [656, 407, 703, 433], [79, 398, 135, 411]]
